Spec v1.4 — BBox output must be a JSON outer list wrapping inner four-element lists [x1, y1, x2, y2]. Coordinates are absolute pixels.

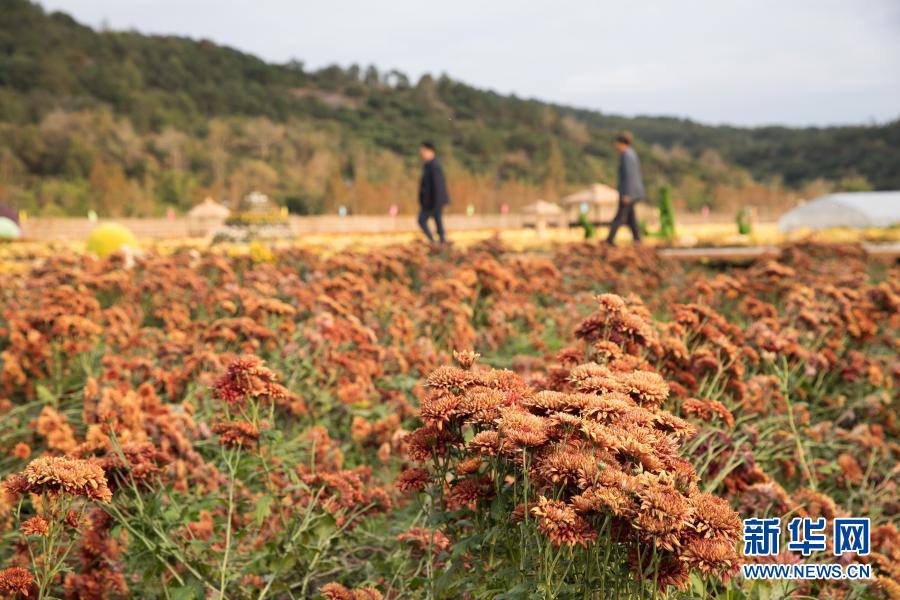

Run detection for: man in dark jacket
[[417, 141, 450, 244], [606, 131, 645, 246]]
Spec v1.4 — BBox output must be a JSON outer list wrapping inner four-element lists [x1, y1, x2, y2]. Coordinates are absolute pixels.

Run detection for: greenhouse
[[778, 191, 900, 231]]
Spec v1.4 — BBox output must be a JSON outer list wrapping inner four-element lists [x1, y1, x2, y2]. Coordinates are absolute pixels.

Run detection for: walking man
[[417, 141, 450, 244], [606, 131, 644, 246]]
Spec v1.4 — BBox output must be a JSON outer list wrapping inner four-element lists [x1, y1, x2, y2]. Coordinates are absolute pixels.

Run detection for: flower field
[[0, 239, 897, 599]]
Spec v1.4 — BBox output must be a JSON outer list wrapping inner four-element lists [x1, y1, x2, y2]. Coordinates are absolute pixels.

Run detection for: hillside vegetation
[[0, 0, 897, 217]]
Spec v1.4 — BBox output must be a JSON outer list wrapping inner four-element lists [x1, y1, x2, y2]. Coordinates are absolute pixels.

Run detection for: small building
[[522, 199, 564, 232], [213, 191, 292, 243], [778, 191, 900, 232], [562, 183, 619, 226], [187, 197, 231, 237]]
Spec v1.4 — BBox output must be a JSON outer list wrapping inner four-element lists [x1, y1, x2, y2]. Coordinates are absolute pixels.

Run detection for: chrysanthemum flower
[[876, 576, 900, 599], [679, 537, 739, 578], [480, 368, 528, 393], [12, 443, 30, 460], [426, 365, 476, 391], [652, 412, 697, 440], [34, 406, 77, 453], [457, 388, 506, 425], [83, 441, 167, 491], [531, 496, 597, 548], [397, 527, 451, 556], [350, 416, 373, 442], [574, 313, 607, 342], [547, 411, 583, 429], [580, 421, 622, 453], [213, 355, 289, 406], [632, 550, 691, 592], [556, 347, 585, 367], [617, 427, 665, 472], [0, 567, 34, 595], [320, 582, 383, 600], [597, 293, 627, 314], [521, 390, 571, 414], [418, 391, 460, 431], [533, 446, 594, 488], [792, 488, 841, 520], [497, 407, 549, 449], [837, 452, 864, 485], [619, 371, 669, 407], [662, 455, 700, 491], [571, 485, 628, 516], [467, 430, 501, 455], [395, 468, 430, 493], [21, 515, 49, 536], [681, 397, 735, 429], [452, 349, 480, 369], [615, 312, 656, 347], [581, 393, 635, 422], [569, 363, 622, 395], [447, 476, 494, 509], [11, 456, 112, 503], [690, 492, 741, 541], [64, 510, 80, 529], [212, 420, 260, 447], [455, 456, 483, 476], [634, 483, 692, 551], [593, 340, 623, 360], [404, 427, 444, 462], [737, 481, 793, 516]]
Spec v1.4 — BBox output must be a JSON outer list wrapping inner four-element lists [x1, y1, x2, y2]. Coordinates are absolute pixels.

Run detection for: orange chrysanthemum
[[426, 365, 476, 391], [418, 391, 459, 431], [497, 407, 549, 449], [12, 443, 30, 460], [212, 420, 261, 447], [0, 567, 34, 595], [395, 468, 430, 493], [531, 496, 597, 548], [690, 492, 742, 541], [21, 515, 49, 536], [320, 582, 383, 600], [467, 430, 501, 455], [681, 397, 735, 429], [452, 349, 480, 369], [458, 388, 506, 425], [679, 538, 740, 578], [214, 355, 289, 405], [619, 370, 669, 407], [397, 527, 451, 556], [11, 456, 112, 503], [447, 476, 494, 509]]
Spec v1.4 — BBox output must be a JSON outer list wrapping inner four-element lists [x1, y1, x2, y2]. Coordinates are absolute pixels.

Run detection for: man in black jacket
[[417, 141, 450, 244], [606, 131, 645, 246]]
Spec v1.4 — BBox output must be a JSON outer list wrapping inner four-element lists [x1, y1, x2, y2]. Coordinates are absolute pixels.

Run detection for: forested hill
[[1, 0, 897, 217]]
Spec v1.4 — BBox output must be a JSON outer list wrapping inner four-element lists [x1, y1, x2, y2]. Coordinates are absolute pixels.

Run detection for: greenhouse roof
[[778, 191, 900, 231]]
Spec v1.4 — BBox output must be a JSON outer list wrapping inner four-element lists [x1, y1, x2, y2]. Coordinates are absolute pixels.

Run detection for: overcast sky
[[40, 0, 900, 127]]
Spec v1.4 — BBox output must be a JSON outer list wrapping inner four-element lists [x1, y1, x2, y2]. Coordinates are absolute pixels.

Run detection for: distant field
[[5, 219, 899, 258]]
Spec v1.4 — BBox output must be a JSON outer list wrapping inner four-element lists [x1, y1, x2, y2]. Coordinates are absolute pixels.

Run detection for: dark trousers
[[606, 200, 641, 245], [418, 206, 446, 243]]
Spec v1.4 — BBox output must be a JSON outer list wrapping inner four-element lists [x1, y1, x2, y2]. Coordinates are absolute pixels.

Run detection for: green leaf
[[314, 513, 337, 542], [254, 494, 274, 526], [168, 581, 205, 600], [36, 384, 55, 406]]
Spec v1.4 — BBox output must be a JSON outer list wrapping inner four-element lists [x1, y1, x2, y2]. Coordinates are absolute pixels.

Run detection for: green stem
[[219, 447, 239, 599], [778, 358, 816, 491]]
